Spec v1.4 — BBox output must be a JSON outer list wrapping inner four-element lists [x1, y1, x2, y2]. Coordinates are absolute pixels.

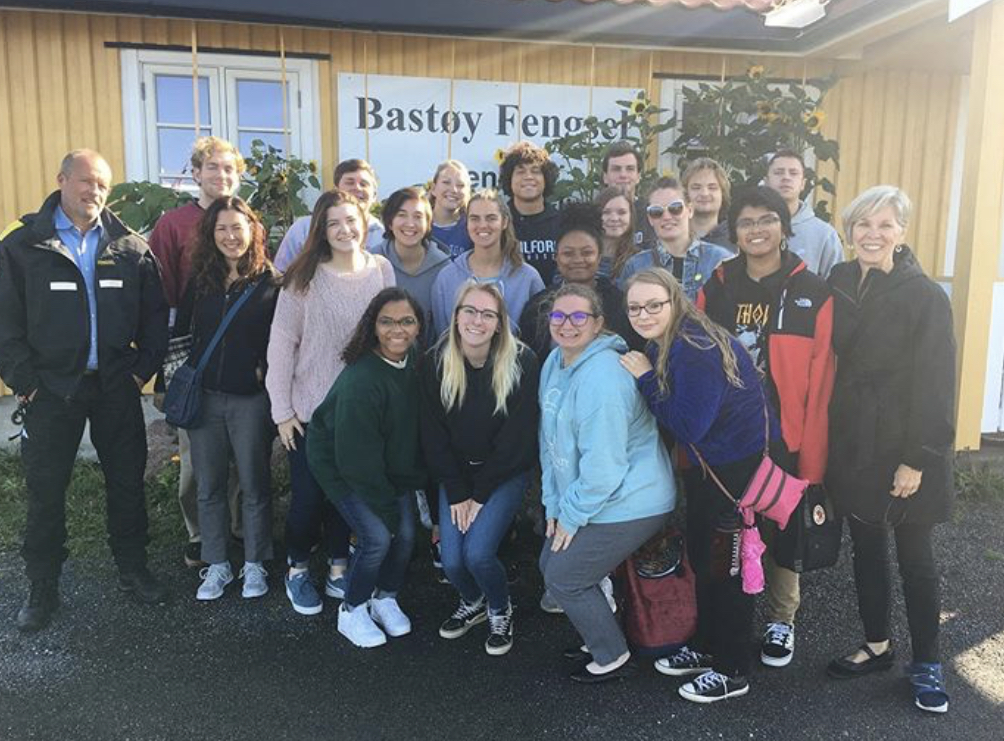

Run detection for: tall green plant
[[664, 65, 840, 221], [107, 181, 194, 235], [239, 139, 321, 253], [545, 91, 674, 202]]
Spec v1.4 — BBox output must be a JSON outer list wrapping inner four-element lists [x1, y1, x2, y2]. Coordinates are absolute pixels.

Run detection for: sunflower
[[748, 65, 765, 81], [803, 109, 826, 132], [630, 99, 647, 115], [756, 100, 778, 122], [494, 148, 506, 166]]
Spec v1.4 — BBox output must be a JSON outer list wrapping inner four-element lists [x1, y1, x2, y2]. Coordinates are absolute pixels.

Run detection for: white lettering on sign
[[338, 73, 640, 196]]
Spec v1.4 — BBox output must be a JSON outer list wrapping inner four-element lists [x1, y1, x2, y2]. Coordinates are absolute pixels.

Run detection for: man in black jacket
[[0, 149, 170, 632]]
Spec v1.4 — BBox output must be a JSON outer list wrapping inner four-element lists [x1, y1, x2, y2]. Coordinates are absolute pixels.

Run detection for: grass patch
[[955, 455, 1004, 504], [0, 450, 291, 559]]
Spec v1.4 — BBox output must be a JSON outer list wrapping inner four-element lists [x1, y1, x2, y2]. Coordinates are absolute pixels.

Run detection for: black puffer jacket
[[826, 246, 955, 524], [0, 191, 169, 398]]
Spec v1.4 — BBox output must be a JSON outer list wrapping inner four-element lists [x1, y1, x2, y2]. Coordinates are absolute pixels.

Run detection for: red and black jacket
[[697, 251, 835, 483]]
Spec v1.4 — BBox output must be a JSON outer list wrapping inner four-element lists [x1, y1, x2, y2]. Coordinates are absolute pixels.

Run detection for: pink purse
[[689, 398, 807, 531]]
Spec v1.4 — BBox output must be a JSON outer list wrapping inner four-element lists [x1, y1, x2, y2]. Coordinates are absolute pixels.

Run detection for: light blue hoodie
[[538, 333, 676, 536]]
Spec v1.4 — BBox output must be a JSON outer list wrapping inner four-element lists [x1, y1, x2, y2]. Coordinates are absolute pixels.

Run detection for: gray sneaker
[[539, 590, 564, 614], [240, 562, 268, 599], [196, 563, 233, 601]]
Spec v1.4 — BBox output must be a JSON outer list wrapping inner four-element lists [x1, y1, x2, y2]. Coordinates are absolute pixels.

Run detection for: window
[[121, 50, 319, 189]]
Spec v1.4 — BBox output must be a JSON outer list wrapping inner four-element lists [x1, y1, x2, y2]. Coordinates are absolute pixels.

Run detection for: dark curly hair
[[556, 201, 604, 247], [499, 141, 559, 201], [189, 196, 271, 295], [341, 287, 425, 365]]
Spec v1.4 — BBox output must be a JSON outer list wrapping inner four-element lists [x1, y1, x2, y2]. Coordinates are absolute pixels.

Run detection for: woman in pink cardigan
[[266, 189, 395, 617]]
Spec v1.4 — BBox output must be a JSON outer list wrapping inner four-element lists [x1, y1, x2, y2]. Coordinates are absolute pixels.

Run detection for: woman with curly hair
[[266, 189, 395, 617], [173, 196, 280, 601], [307, 288, 427, 648]]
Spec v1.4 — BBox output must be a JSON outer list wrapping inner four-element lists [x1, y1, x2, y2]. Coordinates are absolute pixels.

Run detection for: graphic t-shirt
[[511, 202, 561, 287]]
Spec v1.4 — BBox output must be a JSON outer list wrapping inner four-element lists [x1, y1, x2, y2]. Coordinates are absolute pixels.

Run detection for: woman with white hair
[[824, 186, 956, 715]]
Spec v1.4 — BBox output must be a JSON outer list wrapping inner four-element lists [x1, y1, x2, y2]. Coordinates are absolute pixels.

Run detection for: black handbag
[[772, 484, 842, 573], [163, 283, 256, 429]]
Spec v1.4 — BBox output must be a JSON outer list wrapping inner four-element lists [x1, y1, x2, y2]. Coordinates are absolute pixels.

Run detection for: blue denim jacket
[[618, 238, 732, 301]]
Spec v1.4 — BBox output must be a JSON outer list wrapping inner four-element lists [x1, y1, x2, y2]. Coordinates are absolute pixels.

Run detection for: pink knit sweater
[[266, 253, 395, 424]]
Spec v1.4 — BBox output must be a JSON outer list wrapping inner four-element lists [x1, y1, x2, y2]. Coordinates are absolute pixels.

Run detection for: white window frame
[[121, 49, 320, 187]]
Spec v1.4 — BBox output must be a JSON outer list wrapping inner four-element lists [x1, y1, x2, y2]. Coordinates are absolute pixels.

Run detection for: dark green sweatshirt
[[306, 350, 426, 532]]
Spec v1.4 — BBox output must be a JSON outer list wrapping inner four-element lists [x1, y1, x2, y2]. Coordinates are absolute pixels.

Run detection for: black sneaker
[[118, 566, 169, 605], [439, 597, 487, 639], [184, 541, 206, 569], [760, 621, 795, 667], [485, 603, 514, 656], [654, 645, 714, 676], [679, 670, 750, 704], [16, 578, 60, 633]]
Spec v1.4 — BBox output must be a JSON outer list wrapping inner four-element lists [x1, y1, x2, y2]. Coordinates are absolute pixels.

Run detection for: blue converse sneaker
[[907, 662, 949, 713], [325, 574, 346, 600], [284, 570, 322, 615], [679, 670, 750, 704]]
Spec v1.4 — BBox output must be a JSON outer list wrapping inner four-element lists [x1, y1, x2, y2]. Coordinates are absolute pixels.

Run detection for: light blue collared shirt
[[54, 205, 102, 370]]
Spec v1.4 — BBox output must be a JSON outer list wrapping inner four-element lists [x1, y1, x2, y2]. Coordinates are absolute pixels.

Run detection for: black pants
[[848, 517, 940, 663], [683, 453, 760, 678], [20, 375, 149, 581]]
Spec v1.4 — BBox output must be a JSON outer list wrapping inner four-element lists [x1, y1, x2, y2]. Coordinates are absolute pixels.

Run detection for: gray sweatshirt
[[370, 237, 452, 344], [788, 200, 844, 278]]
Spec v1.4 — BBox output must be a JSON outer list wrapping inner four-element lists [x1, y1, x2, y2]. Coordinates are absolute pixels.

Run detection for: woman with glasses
[[306, 288, 427, 648], [618, 176, 732, 300], [697, 186, 835, 670], [595, 186, 640, 281], [519, 203, 643, 360], [538, 282, 676, 684], [824, 186, 955, 715], [420, 281, 540, 656], [431, 189, 544, 337], [620, 267, 779, 704], [266, 189, 395, 618]]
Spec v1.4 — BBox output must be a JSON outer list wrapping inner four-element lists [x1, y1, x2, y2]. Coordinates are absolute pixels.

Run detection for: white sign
[[338, 73, 641, 194], [949, 0, 993, 21]]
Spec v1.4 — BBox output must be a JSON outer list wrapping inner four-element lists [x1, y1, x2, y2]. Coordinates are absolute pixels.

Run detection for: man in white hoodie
[[765, 150, 843, 278]]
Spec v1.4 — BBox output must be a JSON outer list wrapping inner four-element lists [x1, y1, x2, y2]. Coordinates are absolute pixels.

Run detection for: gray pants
[[178, 428, 242, 540], [188, 391, 274, 565], [540, 513, 668, 665]]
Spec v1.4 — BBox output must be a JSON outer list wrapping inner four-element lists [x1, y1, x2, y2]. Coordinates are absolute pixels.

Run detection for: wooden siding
[[0, 9, 966, 392]]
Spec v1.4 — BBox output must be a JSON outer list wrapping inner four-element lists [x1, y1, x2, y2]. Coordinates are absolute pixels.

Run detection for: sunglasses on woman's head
[[647, 201, 686, 219]]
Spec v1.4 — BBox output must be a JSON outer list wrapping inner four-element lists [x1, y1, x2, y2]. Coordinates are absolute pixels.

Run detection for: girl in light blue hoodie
[[538, 282, 676, 685]]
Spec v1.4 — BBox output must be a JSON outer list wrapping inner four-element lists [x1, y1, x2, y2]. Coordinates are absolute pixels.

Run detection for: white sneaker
[[196, 562, 233, 601], [369, 596, 412, 637], [338, 602, 387, 648], [600, 575, 617, 613], [240, 562, 268, 599]]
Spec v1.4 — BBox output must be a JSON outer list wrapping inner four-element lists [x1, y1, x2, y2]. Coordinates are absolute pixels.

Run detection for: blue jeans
[[285, 424, 350, 565], [335, 493, 416, 608], [438, 473, 527, 612]]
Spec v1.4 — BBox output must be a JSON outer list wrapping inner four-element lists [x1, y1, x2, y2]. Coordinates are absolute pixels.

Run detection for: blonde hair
[[468, 189, 523, 268], [434, 281, 525, 416], [625, 268, 744, 394], [431, 160, 472, 211], [190, 136, 246, 173]]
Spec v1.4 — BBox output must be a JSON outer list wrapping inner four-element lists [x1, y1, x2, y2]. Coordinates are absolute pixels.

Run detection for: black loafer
[[826, 644, 895, 679], [570, 659, 637, 684], [563, 645, 593, 661], [118, 567, 169, 605]]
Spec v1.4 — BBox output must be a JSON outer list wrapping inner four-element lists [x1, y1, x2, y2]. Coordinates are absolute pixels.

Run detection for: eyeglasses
[[626, 299, 671, 317], [548, 311, 597, 327], [646, 201, 686, 219], [736, 214, 782, 231], [377, 316, 419, 329], [457, 305, 500, 323]]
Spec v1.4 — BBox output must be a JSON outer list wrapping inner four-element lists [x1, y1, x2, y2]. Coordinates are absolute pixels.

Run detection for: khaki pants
[[759, 519, 801, 624], [178, 428, 242, 541]]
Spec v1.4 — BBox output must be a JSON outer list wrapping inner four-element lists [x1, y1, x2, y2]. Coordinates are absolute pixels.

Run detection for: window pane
[[239, 131, 287, 157], [157, 127, 211, 175], [236, 79, 287, 129], [155, 75, 211, 126]]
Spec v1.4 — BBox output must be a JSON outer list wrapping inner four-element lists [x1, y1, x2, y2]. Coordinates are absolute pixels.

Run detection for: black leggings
[[848, 517, 940, 664]]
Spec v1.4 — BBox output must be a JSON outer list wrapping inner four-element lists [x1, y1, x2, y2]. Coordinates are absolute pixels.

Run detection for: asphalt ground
[[1, 498, 1002, 741]]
